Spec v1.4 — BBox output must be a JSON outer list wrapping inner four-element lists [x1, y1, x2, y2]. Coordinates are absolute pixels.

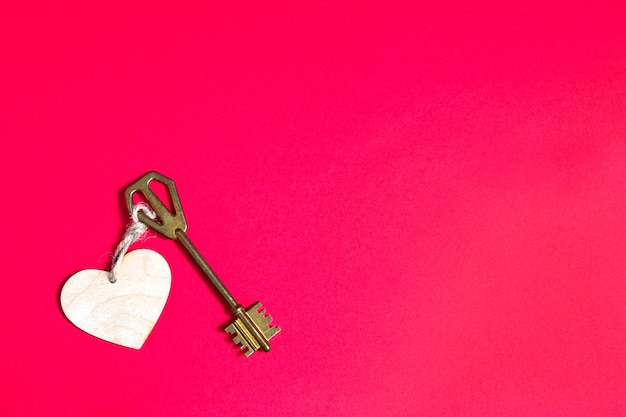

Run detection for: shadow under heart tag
[[60, 249, 171, 349]]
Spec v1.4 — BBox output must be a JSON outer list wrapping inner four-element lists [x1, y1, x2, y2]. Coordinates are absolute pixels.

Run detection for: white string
[[109, 203, 157, 283]]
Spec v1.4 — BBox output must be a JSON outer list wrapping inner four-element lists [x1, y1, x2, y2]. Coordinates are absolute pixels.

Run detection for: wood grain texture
[[60, 249, 171, 349]]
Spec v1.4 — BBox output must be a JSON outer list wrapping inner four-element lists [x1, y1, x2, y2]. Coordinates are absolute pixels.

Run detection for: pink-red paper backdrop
[[2, 2, 626, 416]]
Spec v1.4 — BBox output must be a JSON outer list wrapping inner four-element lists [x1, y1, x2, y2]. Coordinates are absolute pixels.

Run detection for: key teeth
[[246, 302, 281, 340], [225, 320, 257, 357], [230, 334, 253, 356], [225, 303, 281, 357]]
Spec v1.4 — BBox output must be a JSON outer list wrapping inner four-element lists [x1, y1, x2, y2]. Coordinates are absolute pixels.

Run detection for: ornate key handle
[[125, 171, 187, 239], [124, 171, 278, 356]]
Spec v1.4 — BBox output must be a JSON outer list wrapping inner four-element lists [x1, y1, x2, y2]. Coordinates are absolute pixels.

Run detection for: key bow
[[125, 171, 188, 239]]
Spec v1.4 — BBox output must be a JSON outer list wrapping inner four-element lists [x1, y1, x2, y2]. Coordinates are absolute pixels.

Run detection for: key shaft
[[175, 229, 271, 352], [175, 229, 237, 310]]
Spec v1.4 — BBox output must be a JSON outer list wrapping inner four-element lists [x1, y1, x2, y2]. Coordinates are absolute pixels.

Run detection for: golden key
[[125, 171, 280, 357]]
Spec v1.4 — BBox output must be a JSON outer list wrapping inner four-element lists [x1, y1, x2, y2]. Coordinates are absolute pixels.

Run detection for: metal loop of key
[[125, 171, 280, 357]]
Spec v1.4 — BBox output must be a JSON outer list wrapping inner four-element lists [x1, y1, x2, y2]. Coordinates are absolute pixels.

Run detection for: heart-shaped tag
[[60, 249, 171, 349]]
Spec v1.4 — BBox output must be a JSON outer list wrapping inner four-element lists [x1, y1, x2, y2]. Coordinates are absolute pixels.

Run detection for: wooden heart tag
[[60, 249, 171, 349]]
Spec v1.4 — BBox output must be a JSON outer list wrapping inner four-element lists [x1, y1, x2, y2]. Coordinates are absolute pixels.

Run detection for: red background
[[2, 1, 626, 416]]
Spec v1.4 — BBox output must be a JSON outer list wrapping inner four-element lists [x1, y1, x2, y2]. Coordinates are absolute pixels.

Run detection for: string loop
[[109, 203, 157, 283]]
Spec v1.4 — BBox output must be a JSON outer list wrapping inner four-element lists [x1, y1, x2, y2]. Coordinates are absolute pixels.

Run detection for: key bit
[[125, 171, 280, 356], [226, 302, 280, 357]]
